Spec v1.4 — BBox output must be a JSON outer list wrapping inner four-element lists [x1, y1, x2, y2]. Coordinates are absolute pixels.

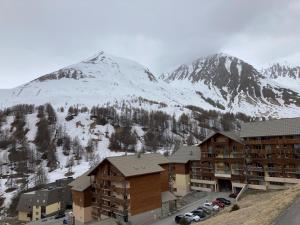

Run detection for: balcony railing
[[215, 170, 231, 175], [101, 195, 129, 206], [101, 204, 128, 216], [247, 166, 264, 172]]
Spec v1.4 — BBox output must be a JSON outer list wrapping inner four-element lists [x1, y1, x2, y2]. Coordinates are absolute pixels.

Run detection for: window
[[294, 144, 300, 159], [232, 145, 237, 152]]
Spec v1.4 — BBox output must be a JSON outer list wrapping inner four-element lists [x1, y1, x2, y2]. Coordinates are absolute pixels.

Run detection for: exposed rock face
[[162, 53, 300, 108], [262, 63, 300, 79]]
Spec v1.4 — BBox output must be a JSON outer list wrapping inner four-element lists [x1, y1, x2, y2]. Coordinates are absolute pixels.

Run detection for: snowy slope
[[262, 63, 300, 93], [162, 53, 300, 117], [0, 52, 188, 110], [1, 52, 300, 117]]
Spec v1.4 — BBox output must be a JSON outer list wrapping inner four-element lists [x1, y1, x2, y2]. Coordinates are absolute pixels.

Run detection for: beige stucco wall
[[73, 203, 93, 224], [18, 211, 31, 222], [46, 202, 61, 215], [32, 205, 41, 221], [174, 174, 190, 196]]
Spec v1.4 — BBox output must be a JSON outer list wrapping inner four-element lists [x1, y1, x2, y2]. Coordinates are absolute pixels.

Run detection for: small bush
[[231, 204, 240, 212]]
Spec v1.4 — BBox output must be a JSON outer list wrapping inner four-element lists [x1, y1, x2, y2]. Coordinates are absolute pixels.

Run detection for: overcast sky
[[0, 0, 300, 88]]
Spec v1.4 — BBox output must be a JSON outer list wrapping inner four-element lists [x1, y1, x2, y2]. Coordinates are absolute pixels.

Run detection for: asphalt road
[[149, 192, 231, 225], [272, 197, 300, 225]]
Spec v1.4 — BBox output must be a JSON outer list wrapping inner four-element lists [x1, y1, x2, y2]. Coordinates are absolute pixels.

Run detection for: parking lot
[[149, 191, 232, 225]]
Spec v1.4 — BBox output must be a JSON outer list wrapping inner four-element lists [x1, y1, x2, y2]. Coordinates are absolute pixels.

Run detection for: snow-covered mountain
[[262, 63, 300, 94], [161, 53, 300, 117], [1, 51, 300, 117], [0, 51, 172, 108]]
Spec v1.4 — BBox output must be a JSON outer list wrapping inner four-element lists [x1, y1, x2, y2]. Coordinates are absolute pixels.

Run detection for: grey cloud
[[0, 0, 299, 88]]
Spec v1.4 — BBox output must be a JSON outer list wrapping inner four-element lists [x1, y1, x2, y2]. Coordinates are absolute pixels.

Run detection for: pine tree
[[45, 103, 57, 125], [34, 166, 48, 186]]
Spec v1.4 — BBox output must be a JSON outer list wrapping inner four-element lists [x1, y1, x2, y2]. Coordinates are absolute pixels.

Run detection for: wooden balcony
[[245, 138, 300, 145], [112, 185, 129, 195], [247, 174, 265, 181], [101, 205, 127, 216], [247, 166, 264, 172], [101, 195, 129, 206]]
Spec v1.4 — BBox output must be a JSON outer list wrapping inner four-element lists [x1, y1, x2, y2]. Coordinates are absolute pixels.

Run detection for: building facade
[[69, 171, 94, 225], [197, 118, 300, 192], [17, 177, 73, 222], [168, 146, 200, 196], [71, 153, 176, 225]]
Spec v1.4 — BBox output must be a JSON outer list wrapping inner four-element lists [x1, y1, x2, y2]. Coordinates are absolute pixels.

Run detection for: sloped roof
[[107, 153, 166, 177], [17, 192, 35, 212], [88, 153, 168, 178], [17, 188, 63, 212], [201, 131, 244, 144], [168, 146, 200, 164], [240, 117, 300, 138], [69, 169, 93, 192], [161, 191, 177, 203]]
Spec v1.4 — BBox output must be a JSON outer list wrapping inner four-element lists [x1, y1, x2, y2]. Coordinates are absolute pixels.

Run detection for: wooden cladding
[[160, 164, 169, 192], [128, 173, 161, 216], [172, 163, 189, 175], [72, 187, 92, 208]]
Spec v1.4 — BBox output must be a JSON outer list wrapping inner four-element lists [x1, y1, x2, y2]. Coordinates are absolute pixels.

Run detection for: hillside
[[0, 102, 252, 213], [197, 185, 300, 225]]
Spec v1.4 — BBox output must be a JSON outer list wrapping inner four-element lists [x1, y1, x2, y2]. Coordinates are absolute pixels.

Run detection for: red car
[[212, 200, 225, 208]]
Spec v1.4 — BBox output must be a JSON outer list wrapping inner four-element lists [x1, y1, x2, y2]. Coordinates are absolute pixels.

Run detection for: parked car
[[191, 210, 206, 219], [216, 198, 231, 206], [212, 200, 225, 208], [54, 211, 65, 219], [184, 212, 201, 222], [197, 206, 211, 215], [175, 215, 184, 224], [203, 202, 219, 211], [229, 192, 238, 198]]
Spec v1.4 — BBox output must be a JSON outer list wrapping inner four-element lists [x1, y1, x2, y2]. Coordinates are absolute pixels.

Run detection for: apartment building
[[168, 146, 200, 196], [240, 118, 300, 190], [17, 177, 73, 222], [69, 171, 94, 225], [196, 131, 244, 192], [16, 177, 73, 222], [197, 118, 300, 193], [71, 153, 176, 225]]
